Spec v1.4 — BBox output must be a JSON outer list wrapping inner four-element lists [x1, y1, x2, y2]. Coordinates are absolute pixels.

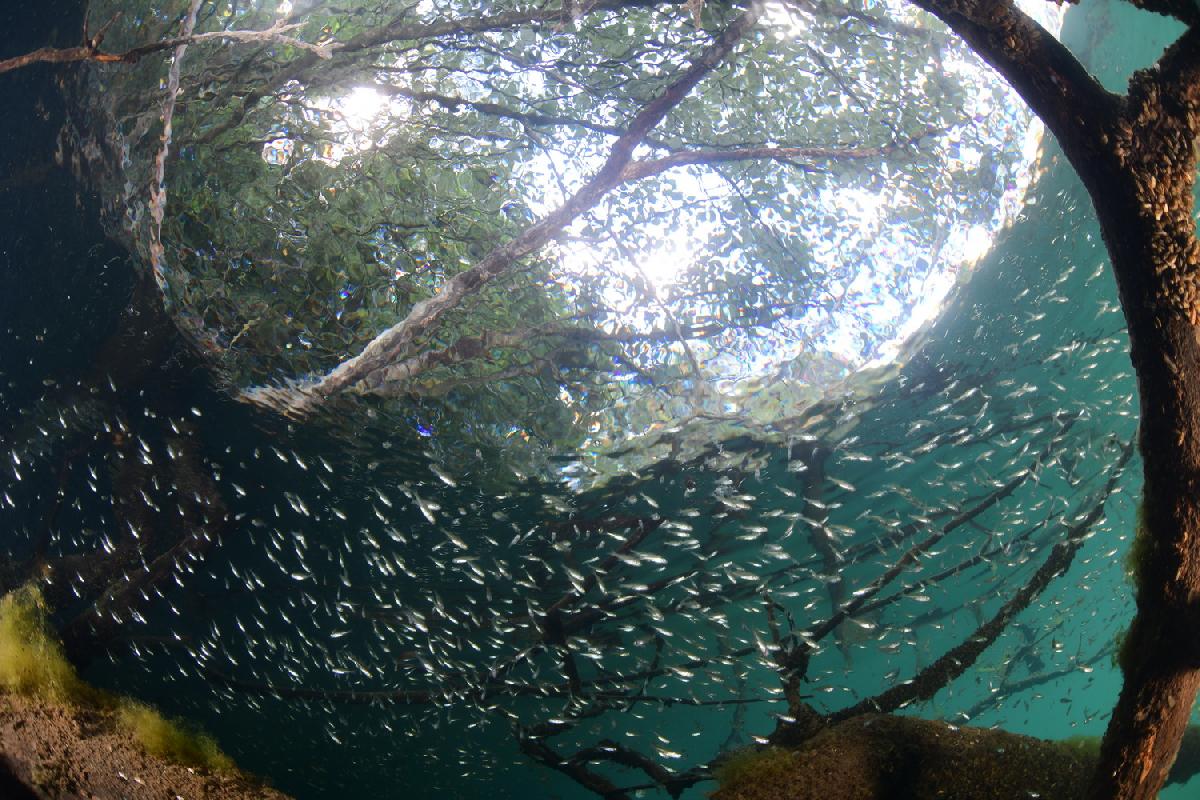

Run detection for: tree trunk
[[1078, 49, 1200, 800], [892, 10, 1199, 793]]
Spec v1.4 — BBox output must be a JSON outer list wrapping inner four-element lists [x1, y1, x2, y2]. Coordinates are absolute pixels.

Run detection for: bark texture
[[905, 2, 1200, 796], [1077, 33, 1200, 800]]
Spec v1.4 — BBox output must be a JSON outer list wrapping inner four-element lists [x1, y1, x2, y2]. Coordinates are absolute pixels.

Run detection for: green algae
[[710, 715, 1095, 800], [0, 585, 231, 772]]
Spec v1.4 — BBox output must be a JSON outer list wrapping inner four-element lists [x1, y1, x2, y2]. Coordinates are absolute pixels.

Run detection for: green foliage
[[71, 0, 1041, 478]]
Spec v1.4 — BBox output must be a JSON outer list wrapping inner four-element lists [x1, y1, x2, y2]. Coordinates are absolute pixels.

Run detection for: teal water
[[1, 1, 1197, 798]]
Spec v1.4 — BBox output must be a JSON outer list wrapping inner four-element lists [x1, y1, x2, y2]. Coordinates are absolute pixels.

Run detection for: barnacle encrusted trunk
[[882, 5, 1198, 791], [1076, 40, 1200, 800]]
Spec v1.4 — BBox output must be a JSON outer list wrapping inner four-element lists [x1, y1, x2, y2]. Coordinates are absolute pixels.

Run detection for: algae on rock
[[0, 585, 237, 775], [712, 714, 1200, 800]]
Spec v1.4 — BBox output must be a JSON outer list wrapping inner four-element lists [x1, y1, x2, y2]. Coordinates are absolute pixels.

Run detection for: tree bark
[[1077, 35, 1200, 800], [887, 2, 1200, 795]]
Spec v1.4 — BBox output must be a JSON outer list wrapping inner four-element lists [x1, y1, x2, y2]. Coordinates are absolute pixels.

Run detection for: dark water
[[0, 3, 132, 425], [1, 2, 1197, 799]]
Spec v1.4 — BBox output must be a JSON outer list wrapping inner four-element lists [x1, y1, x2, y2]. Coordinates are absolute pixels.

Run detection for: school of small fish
[[0, 191, 1143, 796]]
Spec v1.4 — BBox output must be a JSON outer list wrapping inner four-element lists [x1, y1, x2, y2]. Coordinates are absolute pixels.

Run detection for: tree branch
[[831, 435, 1134, 721], [616, 124, 941, 182], [909, 0, 1119, 160], [801, 415, 1071, 654], [1152, 25, 1200, 113], [1116, 0, 1200, 26], [1075, 23, 1200, 800], [194, 0, 692, 146], [570, 740, 689, 799], [372, 83, 631, 139], [0, 20, 333, 76], [239, 3, 764, 416], [519, 735, 632, 800]]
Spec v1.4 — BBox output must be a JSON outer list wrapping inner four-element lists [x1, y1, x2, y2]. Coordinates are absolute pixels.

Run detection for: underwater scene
[[1, 0, 1198, 797]]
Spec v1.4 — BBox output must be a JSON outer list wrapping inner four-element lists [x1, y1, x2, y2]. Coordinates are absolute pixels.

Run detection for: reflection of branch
[[363, 304, 825, 395], [790, 0, 928, 39], [129, 22, 335, 60], [373, 84, 628, 138], [146, 0, 202, 304], [372, 83, 934, 188], [617, 126, 940, 182], [195, 0, 694, 146], [359, 328, 531, 387]]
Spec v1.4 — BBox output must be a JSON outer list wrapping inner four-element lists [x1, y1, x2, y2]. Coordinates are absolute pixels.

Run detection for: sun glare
[[262, 87, 393, 166], [337, 87, 388, 131], [543, 0, 1063, 400]]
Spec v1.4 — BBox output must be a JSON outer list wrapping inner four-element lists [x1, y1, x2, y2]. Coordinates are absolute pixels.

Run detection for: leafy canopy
[[69, 0, 1042, 477]]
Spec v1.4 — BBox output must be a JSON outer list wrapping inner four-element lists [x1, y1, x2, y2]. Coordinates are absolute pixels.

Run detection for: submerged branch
[[204, 664, 763, 710], [832, 434, 1135, 721], [802, 414, 1073, 655], [519, 735, 631, 800]]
